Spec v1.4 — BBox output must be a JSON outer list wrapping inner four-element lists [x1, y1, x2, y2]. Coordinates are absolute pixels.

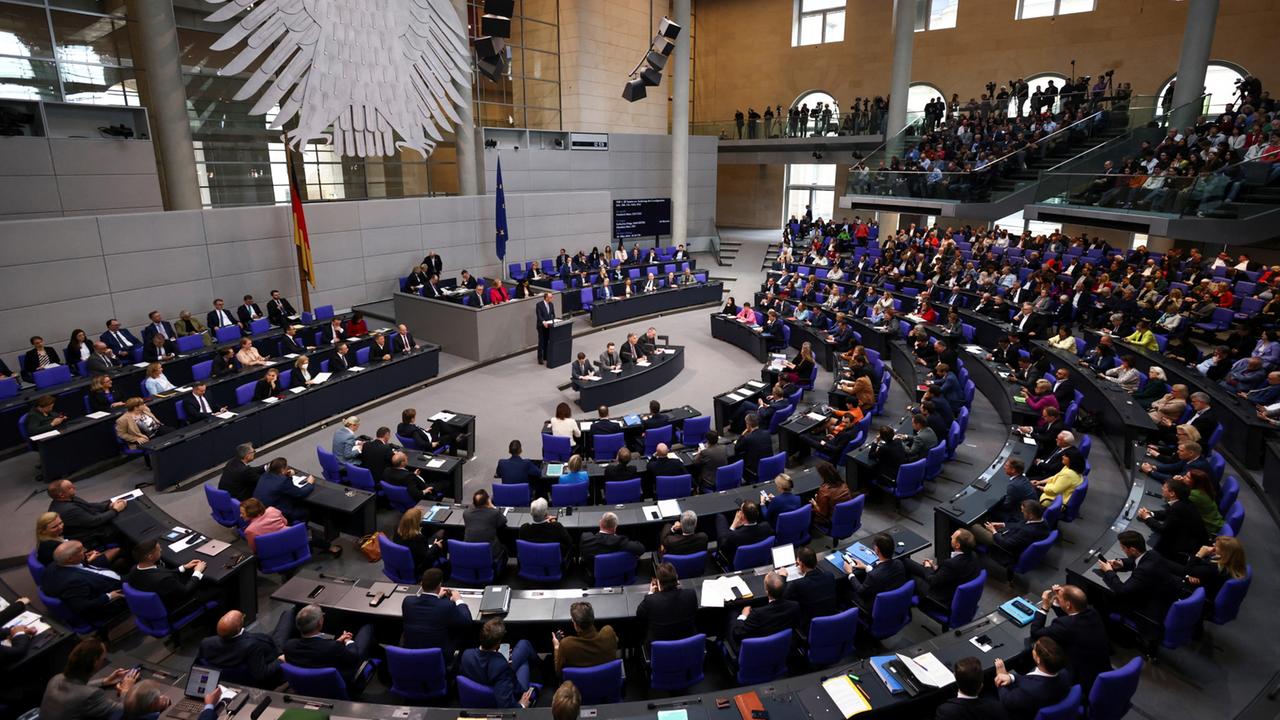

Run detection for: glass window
[[51, 11, 132, 67], [1159, 62, 1246, 117], [59, 62, 136, 105], [785, 163, 836, 224], [794, 0, 845, 46], [1017, 0, 1093, 19], [0, 56, 59, 100], [1007, 73, 1067, 116], [0, 4, 57, 60], [907, 83, 944, 123], [916, 0, 958, 31]]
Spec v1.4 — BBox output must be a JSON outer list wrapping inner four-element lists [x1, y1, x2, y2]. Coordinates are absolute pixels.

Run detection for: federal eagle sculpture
[[205, 0, 472, 158]]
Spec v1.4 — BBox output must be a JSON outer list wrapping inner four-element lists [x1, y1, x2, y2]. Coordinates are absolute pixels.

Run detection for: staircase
[[761, 242, 781, 270], [1198, 183, 1280, 220], [717, 236, 742, 267], [986, 125, 1129, 196]]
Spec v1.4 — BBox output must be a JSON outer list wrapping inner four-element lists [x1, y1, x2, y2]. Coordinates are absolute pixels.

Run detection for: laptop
[[622, 414, 642, 428], [771, 544, 799, 579], [167, 666, 220, 720]]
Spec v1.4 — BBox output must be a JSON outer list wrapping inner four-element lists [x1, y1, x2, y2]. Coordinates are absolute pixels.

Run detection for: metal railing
[[692, 110, 925, 140]]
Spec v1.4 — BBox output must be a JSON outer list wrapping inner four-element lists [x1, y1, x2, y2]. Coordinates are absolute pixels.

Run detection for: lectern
[[546, 319, 574, 368]]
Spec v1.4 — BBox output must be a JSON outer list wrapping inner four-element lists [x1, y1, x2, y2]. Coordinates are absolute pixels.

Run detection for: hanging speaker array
[[474, 0, 514, 82], [622, 17, 682, 102]]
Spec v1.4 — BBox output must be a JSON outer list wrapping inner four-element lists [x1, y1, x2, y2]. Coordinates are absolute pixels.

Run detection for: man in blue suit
[[460, 619, 537, 708], [535, 293, 557, 365], [934, 363, 966, 414], [843, 533, 907, 612], [733, 413, 773, 480], [760, 472, 802, 523], [401, 568, 472, 659], [252, 458, 316, 525], [41, 540, 125, 622], [100, 318, 141, 357], [993, 637, 1073, 720], [140, 311, 176, 345], [1242, 370, 1280, 404], [496, 439, 541, 484]]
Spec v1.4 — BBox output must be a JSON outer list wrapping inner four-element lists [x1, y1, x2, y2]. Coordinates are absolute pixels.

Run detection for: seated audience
[[197, 609, 293, 686], [636, 561, 699, 646], [282, 604, 376, 690], [519, 498, 573, 558], [401, 568, 471, 657], [579, 512, 644, 569], [553, 601, 618, 677], [460, 619, 538, 708], [660, 509, 709, 556]]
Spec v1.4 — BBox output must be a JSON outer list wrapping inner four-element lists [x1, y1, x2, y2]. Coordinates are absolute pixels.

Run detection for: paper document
[[289, 387, 306, 394], [168, 533, 205, 553], [284, 353, 300, 359], [425, 458, 446, 469], [657, 499, 681, 518], [899, 652, 955, 688], [29, 430, 59, 441], [175, 386, 192, 394], [110, 488, 143, 503], [292, 474, 310, 488], [261, 397, 280, 404], [310, 372, 331, 383], [771, 543, 796, 569], [806, 412, 827, 421], [348, 366, 365, 372], [429, 411, 455, 422], [963, 345, 986, 354], [1022, 436, 1037, 446], [699, 576, 728, 608], [727, 575, 752, 598], [578, 420, 593, 432], [822, 676, 872, 718], [642, 505, 661, 521], [2, 611, 50, 636], [724, 392, 744, 402], [133, 362, 150, 368], [214, 411, 236, 419], [85, 411, 110, 419], [746, 380, 767, 388]]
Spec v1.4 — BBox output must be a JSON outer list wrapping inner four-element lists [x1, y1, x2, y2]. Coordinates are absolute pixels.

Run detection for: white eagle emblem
[[205, 0, 472, 158]]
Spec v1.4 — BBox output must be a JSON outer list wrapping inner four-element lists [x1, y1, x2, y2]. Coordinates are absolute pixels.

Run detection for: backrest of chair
[[542, 433, 572, 461], [377, 534, 417, 583], [604, 478, 642, 504], [255, 524, 311, 573], [1078, 434, 1092, 459], [355, 347, 370, 365], [948, 569, 987, 627], [457, 675, 499, 707], [737, 629, 791, 684], [807, 608, 858, 666], [395, 433, 419, 451], [644, 425, 673, 454], [580, 287, 593, 305], [775, 505, 812, 546], [664, 551, 707, 579], [681, 415, 711, 442], [282, 663, 349, 701], [122, 583, 169, 634], [34, 365, 72, 389], [924, 443, 946, 479], [1033, 684, 1082, 720], [1043, 494, 1063, 529], [732, 535, 775, 571], [215, 325, 240, 344], [650, 634, 706, 690], [1063, 478, 1089, 522], [204, 484, 240, 527], [192, 360, 213, 380], [1162, 587, 1204, 649], [27, 549, 44, 586], [593, 551, 637, 587], [829, 495, 865, 541], [1208, 451, 1225, 482], [1211, 565, 1251, 625], [656, 474, 691, 500], [316, 446, 342, 481], [314, 305, 335, 320], [715, 460, 744, 491], [895, 458, 927, 497], [551, 482, 589, 506], [1219, 475, 1240, 513], [175, 335, 203, 354], [1014, 529, 1059, 574], [758, 451, 787, 482], [593, 432, 624, 462], [562, 659, 624, 704], [345, 464, 376, 492], [516, 540, 563, 580], [385, 646, 447, 700], [1087, 656, 1143, 720], [492, 483, 530, 507], [235, 382, 255, 406], [381, 482, 416, 513], [869, 580, 916, 638], [1224, 500, 1245, 536], [450, 540, 495, 583]]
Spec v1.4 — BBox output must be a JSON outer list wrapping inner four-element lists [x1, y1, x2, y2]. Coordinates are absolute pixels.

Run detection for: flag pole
[[283, 138, 313, 312]]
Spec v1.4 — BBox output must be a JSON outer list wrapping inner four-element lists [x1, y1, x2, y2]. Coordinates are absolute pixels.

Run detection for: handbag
[[358, 532, 382, 562]]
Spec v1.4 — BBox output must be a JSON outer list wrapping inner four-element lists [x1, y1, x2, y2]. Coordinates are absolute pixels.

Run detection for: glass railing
[[691, 109, 928, 140], [1032, 164, 1280, 221]]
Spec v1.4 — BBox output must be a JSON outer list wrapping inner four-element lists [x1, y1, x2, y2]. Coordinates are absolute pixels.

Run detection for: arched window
[[1159, 62, 1247, 117], [790, 90, 840, 137], [907, 83, 945, 124], [1007, 72, 1069, 116]]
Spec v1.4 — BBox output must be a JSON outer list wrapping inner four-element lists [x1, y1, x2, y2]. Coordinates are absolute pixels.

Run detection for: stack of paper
[[291, 474, 310, 488], [425, 458, 446, 469], [657, 499, 681, 517], [30, 430, 59, 441], [899, 652, 956, 688], [348, 366, 365, 372], [746, 380, 767, 388], [262, 397, 280, 404], [429, 411, 455, 422], [699, 576, 731, 607], [1, 611, 50, 636], [85, 411, 110, 419], [822, 676, 872, 718], [724, 392, 744, 402], [311, 372, 331, 383], [806, 412, 827, 421], [215, 411, 236, 419]]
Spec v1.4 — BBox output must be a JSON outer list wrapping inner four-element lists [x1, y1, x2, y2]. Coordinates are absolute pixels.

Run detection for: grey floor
[[0, 228, 1275, 717]]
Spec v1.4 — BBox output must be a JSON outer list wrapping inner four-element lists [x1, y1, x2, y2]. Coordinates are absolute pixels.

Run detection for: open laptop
[[771, 544, 800, 580], [166, 666, 220, 720]]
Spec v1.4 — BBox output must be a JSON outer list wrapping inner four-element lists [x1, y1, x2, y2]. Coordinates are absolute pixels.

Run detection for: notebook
[[480, 585, 511, 615], [733, 690, 765, 720], [822, 675, 872, 718]]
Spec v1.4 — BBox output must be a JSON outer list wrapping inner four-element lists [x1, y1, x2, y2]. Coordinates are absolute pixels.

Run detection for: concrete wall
[[482, 134, 718, 239], [0, 136, 163, 220], [557, 0, 669, 134], [717, 164, 785, 229], [0, 191, 610, 359]]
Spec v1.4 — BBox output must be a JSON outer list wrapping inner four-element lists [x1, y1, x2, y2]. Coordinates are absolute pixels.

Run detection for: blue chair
[[204, 484, 243, 533], [378, 534, 417, 584], [250, 318, 270, 334], [1062, 479, 1089, 522], [551, 482, 589, 506], [234, 382, 256, 406], [663, 551, 707, 579], [563, 660, 624, 704], [214, 325, 240, 344], [766, 404, 793, 434], [174, 400, 189, 425], [380, 482, 416, 513], [757, 451, 786, 482], [175, 335, 204, 354], [282, 663, 356, 701], [1043, 495, 1064, 529], [715, 460, 744, 490], [866, 580, 916, 639], [1209, 564, 1251, 625], [774, 505, 812, 546], [316, 446, 344, 483], [877, 458, 926, 500], [1011, 529, 1059, 578], [945, 421, 962, 461], [923, 569, 987, 631], [821, 495, 865, 548], [679, 415, 711, 445], [27, 549, 44, 586], [731, 535, 775, 571], [1223, 500, 1244, 536], [345, 464, 376, 492], [923, 442, 947, 483], [355, 347, 370, 365], [1218, 475, 1240, 513], [451, 540, 499, 585], [492, 483, 530, 506], [593, 551, 637, 586], [605, 478, 642, 504], [656, 474, 692, 500], [395, 432, 420, 451], [1033, 684, 1082, 720], [579, 287, 594, 311], [1161, 587, 1204, 649], [39, 589, 101, 635], [314, 304, 335, 320], [593, 432, 625, 462], [542, 434, 572, 462], [192, 360, 213, 380], [1087, 657, 1143, 720], [735, 629, 791, 684], [517, 540, 564, 583], [644, 424, 673, 454], [123, 583, 216, 639], [1206, 423, 1223, 451], [384, 646, 448, 701], [255, 524, 312, 574], [650, 634, 706, 691], [1206, 450, 1225, 484], [806, 608, 858, 667], [33, 365, 72, 389]]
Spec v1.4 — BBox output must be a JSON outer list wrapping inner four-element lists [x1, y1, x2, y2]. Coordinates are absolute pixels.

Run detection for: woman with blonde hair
[[115, 396, 164, 448], [35, 512, 120, 566], [294, 355, 319, 386], [1186, 535, 1247, 606], [142, 362, 175, 396], [393, 507, 447, 576], [560, 454, 589, 485]]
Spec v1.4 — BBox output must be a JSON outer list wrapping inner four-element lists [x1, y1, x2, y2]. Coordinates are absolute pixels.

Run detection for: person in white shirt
[[294, 356, 319, 386], [549, 402, 581, 442], [643, 273, 657, 293]]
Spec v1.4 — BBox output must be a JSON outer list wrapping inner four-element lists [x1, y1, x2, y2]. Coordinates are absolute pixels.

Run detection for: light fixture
[[622, 17, 682, 102]]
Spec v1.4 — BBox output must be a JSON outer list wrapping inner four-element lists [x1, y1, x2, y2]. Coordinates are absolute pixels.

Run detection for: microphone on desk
[[317, 572, 357, 583], [284, 695, 333, 709]]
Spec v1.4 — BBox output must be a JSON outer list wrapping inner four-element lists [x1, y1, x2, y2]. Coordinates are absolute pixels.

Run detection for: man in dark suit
[[218, 444, 264, 502], [401, 568, 471, 658], [715, 501, 773, 568], [496, 440, 541, 484], [460, 619, 537, 708], [100, 318, 141, 357], [994, 638, 1073, 720], [359, 427, 395, 484], [603, 447, 637, 482], [647, 443, 684, 477], [579, 512, 644, 570], [423, 273, 444, 297], [642, 399, 670, 430], [266, 290, 297, 326], [734, 413, 774, 480], [140, 311, 176, 345], [728, 572, 800, 652], [904, 529, 980, 616], [182, 382, 223, 423], [637, 562, 698, 646], [1050, 368, 1075, 407], [1137, 479, 1208, 562], [518, 498, 573, 558], [207, 298, 239, 333], [237, 295, 265, 331], [463, 489, 508, 562], [422, 251, 444, 277], [782, 546, 837, 626], [936, 656, 1007, 720], [535, 293, 557, 364], [660, 510, 709, 555], [843, 533, 908, 611], [1020, 407, 1065, 460], [329, 342, 352, 374], [1029, 585, 1111, 692], [569, 352, 595, 383], [282, 604, 375, 690], [974, 500, 1051, 562], [751, 384, 792, 432], [637, 327, 659, 357], [390, 324, 416, 354], [619, 333, 646, 364], [41, 540, 125, 622], [125, 538, 214, 618], [1026, 432, 1083, 481], [1096, 530, 1182, 623], [994, 458, 1038, 523], [198, 609, 294, 686], [591, 405, 623, 437], [695, 430, 729, 490], [868, 425, 910, 483], [253, 458, 316, 526], [383, 452, 437, 502], [85, 342, 119, 374], [279, 325, 311, 355], [47, 479, 125, 549]]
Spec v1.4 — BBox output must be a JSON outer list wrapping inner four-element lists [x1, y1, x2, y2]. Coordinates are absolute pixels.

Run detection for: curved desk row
[[574, 346, 685, 410], [590, 282, 724, 326], [709, 313, 770, 362]]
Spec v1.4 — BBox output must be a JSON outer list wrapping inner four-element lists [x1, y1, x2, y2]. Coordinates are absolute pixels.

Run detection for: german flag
[[285, 149, 316, 289]]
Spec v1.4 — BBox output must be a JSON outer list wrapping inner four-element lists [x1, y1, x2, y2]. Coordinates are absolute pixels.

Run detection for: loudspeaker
[[651, 35, 675, 56], [658, 17, 682, 40], [640, 66, 662, 87], [478, 55, 506, 82], [481, 14, 511, 38], [484, 0, 515, 17], [645, 50, 668, 71], [622, 79, 647, 102], [473, 35, 505, 59]]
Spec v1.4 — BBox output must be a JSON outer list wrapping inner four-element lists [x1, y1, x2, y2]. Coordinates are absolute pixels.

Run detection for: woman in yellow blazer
[[1034, 451, 1083, 507], [115, 397, 163, 447]]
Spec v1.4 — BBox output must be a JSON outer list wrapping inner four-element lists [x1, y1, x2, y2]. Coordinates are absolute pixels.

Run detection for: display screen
[[613, 198, 672, 239]]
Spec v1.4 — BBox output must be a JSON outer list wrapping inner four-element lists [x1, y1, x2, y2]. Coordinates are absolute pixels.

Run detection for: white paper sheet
[[110, 488, 143, 503], [29, 430, 59, 441], [85, 411, 110, 419], [429, 411, 455, 422], [657, 499, 681, 518], [214, 411, 236, 419]]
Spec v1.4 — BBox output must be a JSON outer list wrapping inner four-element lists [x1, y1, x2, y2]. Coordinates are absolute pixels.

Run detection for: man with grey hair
[[282, 603, 375, 689], [1027, 430, 1081, 481], [660, 509, 709, 555], [41, 540, 125, 622], [518, 497, 572, 558], [332, 416, 362, 464], [121, 679, 171, 719], [727, 571, 799, 653], [579, 512, 643, 570], [217, 443, 262, 501], [1184, 391, 1216, 441]]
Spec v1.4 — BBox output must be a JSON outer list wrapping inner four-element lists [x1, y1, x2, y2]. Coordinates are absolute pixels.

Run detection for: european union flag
[[495, 156, 508, 261]]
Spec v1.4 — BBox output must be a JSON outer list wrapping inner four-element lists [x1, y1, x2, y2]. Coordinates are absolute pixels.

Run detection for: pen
[[847, 673, 861, 682]]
